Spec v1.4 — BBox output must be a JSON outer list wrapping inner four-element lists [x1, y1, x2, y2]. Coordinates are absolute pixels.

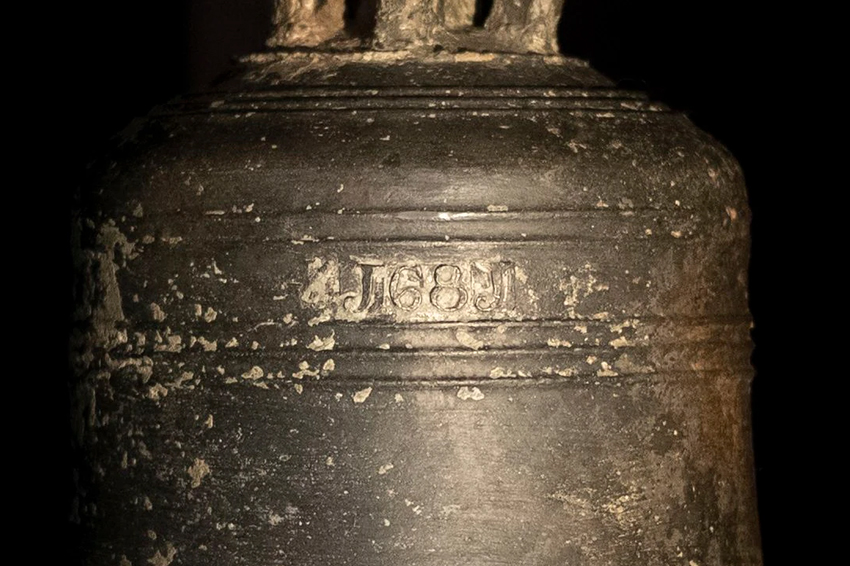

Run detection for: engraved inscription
[[430, 264, 468, 312], [303, 257, 518, 320]]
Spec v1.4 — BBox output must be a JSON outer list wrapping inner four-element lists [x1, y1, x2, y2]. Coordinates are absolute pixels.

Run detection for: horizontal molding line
[[126, 316, 753, 332], [198, 87, 650, 99], [280, 371, 754, 387], [140, 209, 717, 219], [157, 236, 717, 246], [191, 94, 650, 103], [158, 105, 669, 116], [137, 209, 741, 244], [167, 98, 659, 108], [167, 91, 654, 108], [132, 369, 753, 387], [284, 316, 753, 327], [141, 343, 749, 358], [141, 238, 742, 252]]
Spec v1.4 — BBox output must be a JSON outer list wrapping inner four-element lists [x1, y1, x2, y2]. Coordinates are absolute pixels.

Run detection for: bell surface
[[70, 1, 762, 564]]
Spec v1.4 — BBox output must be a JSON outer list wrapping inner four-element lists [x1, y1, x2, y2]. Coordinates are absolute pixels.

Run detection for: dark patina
[[70, 2, 762, 564]]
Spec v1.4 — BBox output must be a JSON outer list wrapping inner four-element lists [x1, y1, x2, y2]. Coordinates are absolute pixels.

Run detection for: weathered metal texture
[[70, 38, 761, 566]]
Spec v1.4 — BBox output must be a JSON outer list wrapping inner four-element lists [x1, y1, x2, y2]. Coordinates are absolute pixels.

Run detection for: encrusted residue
[[558, 263, 609, 318], [352, 387, 373, 403], [188, 458, 211, 488], [301, 257, 340, 306], [307, 330, 336, 351], [455, 329, 485, 350], [71, 221, 131, 355], [242, 366, 265, 380], [149, 302, 166, 322], [457, 386, 485, 401], [489, 367, 516, 379], [70, 220, 137, 447], [147, 542, 177, 566]]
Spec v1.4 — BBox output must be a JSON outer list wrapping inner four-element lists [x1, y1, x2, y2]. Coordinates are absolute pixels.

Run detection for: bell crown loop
[[269, 0, 565, 54]]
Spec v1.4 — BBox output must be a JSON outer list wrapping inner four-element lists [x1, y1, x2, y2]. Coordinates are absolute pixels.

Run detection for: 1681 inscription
[[301, 256, 517, 319]]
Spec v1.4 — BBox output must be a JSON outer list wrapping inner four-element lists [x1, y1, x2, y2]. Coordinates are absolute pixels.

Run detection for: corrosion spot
[[187, 458, 210, 488], [352, 387, 373, 403], [457, 386, 485, 400]]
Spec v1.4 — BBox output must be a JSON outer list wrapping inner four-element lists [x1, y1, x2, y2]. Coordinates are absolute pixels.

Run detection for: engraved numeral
[[430, 264, 469, 311], [310, 258, 518, 316], [390, 265, 424, 311]]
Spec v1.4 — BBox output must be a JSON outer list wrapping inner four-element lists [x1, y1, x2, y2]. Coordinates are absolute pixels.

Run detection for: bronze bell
[[69, 1, 763, 564]]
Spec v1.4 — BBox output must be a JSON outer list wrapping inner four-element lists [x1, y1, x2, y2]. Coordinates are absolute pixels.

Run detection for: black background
[[47, 1, 807, 562]]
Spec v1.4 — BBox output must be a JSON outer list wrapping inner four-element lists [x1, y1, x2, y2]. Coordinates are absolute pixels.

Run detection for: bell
[[70, 0, 762, 564]]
